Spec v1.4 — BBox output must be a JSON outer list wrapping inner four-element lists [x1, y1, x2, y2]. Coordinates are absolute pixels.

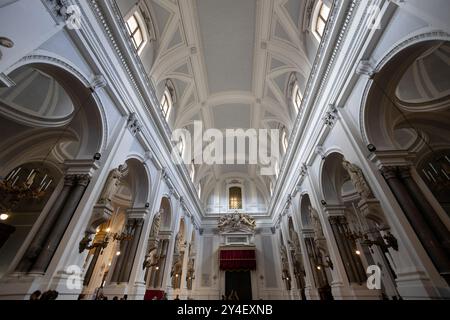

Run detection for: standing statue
[[280, 244, 292, 290], [309, 206, 324, 238], [97, 164, 128, 205], [149, 210, 162, 239], [143, 211, 163, 270], [171, 255, 183, 288], [342, 160, 374, 200], [171, 231, 184, 257]]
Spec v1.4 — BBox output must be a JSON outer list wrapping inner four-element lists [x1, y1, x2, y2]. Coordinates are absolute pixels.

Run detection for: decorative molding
[[42, 0, 75, 24], [269, 0, 359, 221], [0, 73, 15, 88], [323, 104, 339, 127], [127, 112, 142, 136], [356, 59, 375, 77], [90, 74, 108, 91], [315, 146, 326, 160]]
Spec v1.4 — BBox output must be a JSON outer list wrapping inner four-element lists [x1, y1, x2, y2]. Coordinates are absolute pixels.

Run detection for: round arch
[[6, 55, 108, 154]]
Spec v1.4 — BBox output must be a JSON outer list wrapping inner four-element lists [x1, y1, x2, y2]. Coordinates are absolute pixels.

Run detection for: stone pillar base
[[0, 274, 46, 300], [305, 286, 320, 300], [332, 282, 381, 300], [331, 282, 351, 300], [348, 285, 381, 300], [129, 281, 147, 300], [102, 283, 129, 299], [396, 270, 450, 299]]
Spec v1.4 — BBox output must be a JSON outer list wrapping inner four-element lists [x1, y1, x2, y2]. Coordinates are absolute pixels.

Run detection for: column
[[300, 231, 319, 300], [381, 166, 450, 283], [321, 206, 350, 290], [16, 175, 75, 272], [110, 232, 131, 283], [119, 218, 145, 283], [83, 245, 103, 287], [161, 232, 176, 291], [30, 174, 91, 273], [399, 167, 450, 251]]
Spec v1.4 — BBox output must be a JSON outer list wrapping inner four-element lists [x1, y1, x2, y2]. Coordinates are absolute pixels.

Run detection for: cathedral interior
[[0, 0, 449, 301]]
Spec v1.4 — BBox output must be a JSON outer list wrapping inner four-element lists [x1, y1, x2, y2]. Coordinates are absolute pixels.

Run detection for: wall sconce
[[361, 232, 399, 251], [367, 144, 377, 152]]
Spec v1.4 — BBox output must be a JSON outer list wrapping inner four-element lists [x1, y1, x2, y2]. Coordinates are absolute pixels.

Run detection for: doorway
[[225, 271, 252, 300]]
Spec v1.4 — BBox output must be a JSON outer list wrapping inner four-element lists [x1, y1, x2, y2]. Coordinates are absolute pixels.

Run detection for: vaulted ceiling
[[146, 0, 317, 202]]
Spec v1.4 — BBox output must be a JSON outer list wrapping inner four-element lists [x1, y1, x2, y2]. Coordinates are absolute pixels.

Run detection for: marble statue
[[143, 250, 162, 270], [149, 210, 162, 239], [342, 160, 374, 200], [218, 211, 256, 233], [171, 255, 183, 287], [97, 164, 128, 205], [143, 212, 163, 269], [309, 206, 324, 238]]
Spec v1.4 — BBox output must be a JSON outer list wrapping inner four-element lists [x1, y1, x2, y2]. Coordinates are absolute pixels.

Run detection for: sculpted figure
[[171, 255, 183, 287], [342, 160, 373, 200], [149, 211, 162, 239], [98, 164, 128, 205], [239, 213, 256, 229], [309, 206, 324, 238]]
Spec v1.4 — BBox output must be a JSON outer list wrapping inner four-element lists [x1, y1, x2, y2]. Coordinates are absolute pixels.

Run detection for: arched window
[[160, 86, 173, 120], [229, 187, 243, 210], [125, 11, 148, 54], [292, 82, 302, 111], [313, 1, 331, 40]]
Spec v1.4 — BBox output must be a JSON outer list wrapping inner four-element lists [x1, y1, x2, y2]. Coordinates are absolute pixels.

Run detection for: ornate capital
[[380, 166, 399, 180], [76, 174, 91, 187], [398, 166, 412, 180], [90, 74, 107, 91], [356, 59, 375, 77], [328, 215, 346, 226], [127, 113, 142, 136], [63, 174, 77, 187], [323, 104, 339, 127]]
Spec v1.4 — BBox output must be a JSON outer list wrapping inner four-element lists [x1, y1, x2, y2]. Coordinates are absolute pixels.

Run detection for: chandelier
[[0, 167, 53, 206], [421, 153, 450, 189]]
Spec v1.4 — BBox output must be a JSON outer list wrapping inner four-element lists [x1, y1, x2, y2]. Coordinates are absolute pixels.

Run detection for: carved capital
[[380, 166, 399, 180], [76, 174, 91, 187], [63, 174, 77, 187], [127, 113, 142, 136], [90, 75, 107, 91], [398, 166, 412, 180], [323, 104, 339, 127]]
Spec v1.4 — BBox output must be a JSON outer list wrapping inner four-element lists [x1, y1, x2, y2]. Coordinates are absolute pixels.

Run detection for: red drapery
[[219, 249, 256, 271], [144, 290, 165, 300]]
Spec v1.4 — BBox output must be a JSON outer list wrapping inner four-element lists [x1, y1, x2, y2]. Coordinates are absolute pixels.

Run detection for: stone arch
[[362, 38, 450, 216], [6, 55, 108, 154], [123, 157, 151, 208]]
